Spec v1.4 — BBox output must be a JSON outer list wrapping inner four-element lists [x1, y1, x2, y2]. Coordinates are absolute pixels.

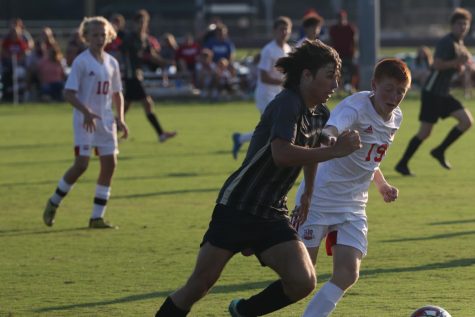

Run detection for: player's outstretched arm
[[373, 168, 398, 203], [271, 130, 361, 167]]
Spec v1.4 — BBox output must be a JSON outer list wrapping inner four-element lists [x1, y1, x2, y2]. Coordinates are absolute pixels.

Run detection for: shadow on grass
[[429, 218, 475, 225], [0, 227, 91, 237], [34, 257, 475, 313], [114, 187, 220, 199], [381, 230, 475, 242]]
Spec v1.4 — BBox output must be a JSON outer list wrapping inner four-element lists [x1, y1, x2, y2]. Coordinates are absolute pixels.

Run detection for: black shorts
[[201, 204, 300, 257], [124, 78, 147, 101], [419, 90, 464, 123]]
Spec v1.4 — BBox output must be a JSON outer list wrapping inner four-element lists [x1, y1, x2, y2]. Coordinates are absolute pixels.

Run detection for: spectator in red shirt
[[176, 33, 201, 84], [329, 10, 358, 93]]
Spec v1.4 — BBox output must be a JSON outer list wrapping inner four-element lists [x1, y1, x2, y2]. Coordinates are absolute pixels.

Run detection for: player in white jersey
[[292, 59, 411, 317], [43, 16, 128, 229], [231, 16, 292, 159]]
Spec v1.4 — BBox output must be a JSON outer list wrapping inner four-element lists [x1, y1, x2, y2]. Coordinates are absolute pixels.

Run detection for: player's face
[[274, 23, 291, 44], [371, 77, 409, 119], [301, 63, 338, 106], [452, 18, 470, 39], [86, 24, 107, 52]]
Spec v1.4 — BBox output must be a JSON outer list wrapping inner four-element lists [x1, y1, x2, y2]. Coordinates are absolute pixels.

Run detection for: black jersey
[[216, 88, 329, 219], [424, 33, 468, 96]]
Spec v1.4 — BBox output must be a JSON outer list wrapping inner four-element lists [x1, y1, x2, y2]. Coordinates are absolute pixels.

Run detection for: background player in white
[[232, 16, 292, 159], [292, 59, 411, 317], [43, 16, 128, 229]]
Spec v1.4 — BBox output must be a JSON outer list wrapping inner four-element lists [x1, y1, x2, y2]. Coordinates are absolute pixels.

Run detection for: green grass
[[0, 92, 474, 316]]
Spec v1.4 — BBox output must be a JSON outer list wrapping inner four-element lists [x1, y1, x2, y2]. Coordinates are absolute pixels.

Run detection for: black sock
[[398, 136, 423, 165], [435, 127, 464, 153], [237, 280, 294, 316], [146, 113, 164, 136], [155, 296, 189, 317]]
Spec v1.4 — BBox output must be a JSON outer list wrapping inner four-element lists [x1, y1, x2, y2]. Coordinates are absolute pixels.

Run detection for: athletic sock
[[146, 113, 164, 136], [302, 282, 344, 317], [239, 132, 253, 144], [237, 280, 294, 316], [434, 127, 464, 153], [155, 296, 189, 317], [398, 136, 423, 165], [91, 184, 111, 219], [50, 178, 73, 206]]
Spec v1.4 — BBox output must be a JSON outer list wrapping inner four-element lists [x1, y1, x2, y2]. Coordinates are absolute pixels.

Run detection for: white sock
[[239, 132, 253, 144], [50, 178, 73, 206], [91, 184, 111, 219], [302, 282, 344, 317]]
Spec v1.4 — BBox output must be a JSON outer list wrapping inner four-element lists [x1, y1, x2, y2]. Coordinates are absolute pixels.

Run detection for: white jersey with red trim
[[65, 49, 122, 147], [296, 91, 402, 220]]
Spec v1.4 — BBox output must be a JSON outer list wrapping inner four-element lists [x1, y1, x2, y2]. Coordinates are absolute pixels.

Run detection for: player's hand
[[291, 192, 311, 230], [332, 130, 362, 157], [117, 120, 129, 140], [320, 132, 337, 146], [83, 109, 101, 133], [379, 184, 399, 203]]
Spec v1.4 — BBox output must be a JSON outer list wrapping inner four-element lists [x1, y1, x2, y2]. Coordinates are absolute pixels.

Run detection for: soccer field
[[1, 93, 474, 316]]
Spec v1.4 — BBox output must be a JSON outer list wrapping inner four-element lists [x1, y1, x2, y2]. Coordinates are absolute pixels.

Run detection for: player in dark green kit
[[154, 40, 362, 317], [395, 8, 473, 175]]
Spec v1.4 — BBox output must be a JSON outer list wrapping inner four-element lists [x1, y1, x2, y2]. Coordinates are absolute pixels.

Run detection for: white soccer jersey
[[255, 40, 291, 113], [296, 91, 402, 222], [65, 49, 122, 147]]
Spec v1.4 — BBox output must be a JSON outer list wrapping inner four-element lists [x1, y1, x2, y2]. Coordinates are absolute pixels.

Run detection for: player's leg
[[142, 95, 177, 142], [233, 240, 316, 316], [89, 152, 117, 229], [155, 242, 234, 316], [431, 107, 473, 169], [395, 121, 433, 176], [302, 245, 362, 317], [43, 151, 90, 226]]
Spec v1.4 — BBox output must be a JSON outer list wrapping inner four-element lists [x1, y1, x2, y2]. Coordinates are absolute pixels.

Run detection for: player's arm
[[112, 91, 128, 139], [373, 168, 398, 203], [271, 129, 361, 167], [260, 69, 283, 85], [292, 162, 318, 226], [64, 89, 101, 133]]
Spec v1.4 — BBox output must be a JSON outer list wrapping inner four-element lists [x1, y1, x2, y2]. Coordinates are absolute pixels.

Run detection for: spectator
[[105, 13, 126, 63], [329, 10, 358, 94], [204, 23, 235, 64], [1, 19, 31, 102], [159, 32, 179, 86], [411, 46, 433, 88], [36, 44, 66, 101], [195, 48, 216, 99], [214, 57, 237, 100], [65, 28, 87, 68], [176, 33, 201, 84], [296, 13, 324, 46]]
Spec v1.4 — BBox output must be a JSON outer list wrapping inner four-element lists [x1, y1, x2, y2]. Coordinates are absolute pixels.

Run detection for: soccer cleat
[[228, 299, 244, 317], [89, 218, 118, 229], [395, 162, 414, 176], [159, 131, 177, 143], [43, 199, 58, 227], [232, 133, 242, 160], [430, 148, 451, 170]]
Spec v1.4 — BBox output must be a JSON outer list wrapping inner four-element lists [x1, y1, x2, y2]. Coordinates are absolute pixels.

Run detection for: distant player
[[121, 9, 176, 143], [231, 16, 292, 159], [43, 16, 128, 229], [155, 40, 361, 317], [292, 59, 411, 317], [395, 8, 473, 175]]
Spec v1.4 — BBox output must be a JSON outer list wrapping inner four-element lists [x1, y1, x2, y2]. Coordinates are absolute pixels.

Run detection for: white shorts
[[298, 215, 368, 256], [75, 144, 118, 157], [74, 116, 118, 157]]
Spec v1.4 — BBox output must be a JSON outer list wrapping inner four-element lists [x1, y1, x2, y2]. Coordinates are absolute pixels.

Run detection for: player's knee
[[285, 271, 316, 300], [333, 267, 359, 290], [74, 160, 89, 174]]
